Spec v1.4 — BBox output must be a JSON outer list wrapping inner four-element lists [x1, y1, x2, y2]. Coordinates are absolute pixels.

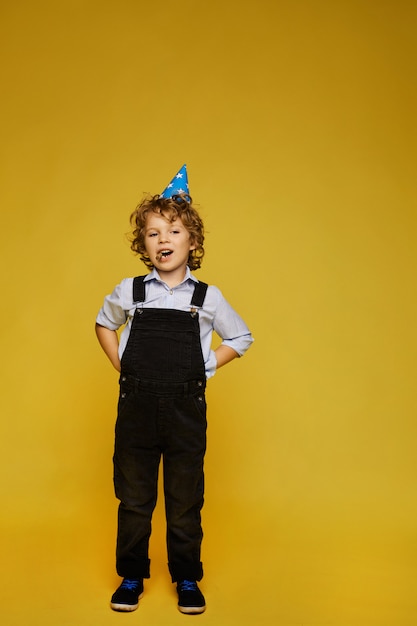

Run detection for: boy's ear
[[189, 236, 197, 251]]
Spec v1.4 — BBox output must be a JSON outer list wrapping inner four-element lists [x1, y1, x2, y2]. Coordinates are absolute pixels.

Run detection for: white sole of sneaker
[[178, 604, 206, 614]]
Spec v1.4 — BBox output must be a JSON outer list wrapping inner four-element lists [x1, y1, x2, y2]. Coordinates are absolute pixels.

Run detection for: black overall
[[113, 276, 208, 583]]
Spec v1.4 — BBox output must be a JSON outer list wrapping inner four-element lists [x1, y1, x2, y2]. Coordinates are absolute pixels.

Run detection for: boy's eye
[[148, 232, 158, 237]]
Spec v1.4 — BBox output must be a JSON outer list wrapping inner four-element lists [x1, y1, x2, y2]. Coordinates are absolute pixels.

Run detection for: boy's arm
[[214, 345, 239, 369], [95, 323, 121, 372]]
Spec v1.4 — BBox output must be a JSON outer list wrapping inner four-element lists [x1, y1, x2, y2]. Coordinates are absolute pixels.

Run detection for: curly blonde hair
[[129, 194, 205, 270]]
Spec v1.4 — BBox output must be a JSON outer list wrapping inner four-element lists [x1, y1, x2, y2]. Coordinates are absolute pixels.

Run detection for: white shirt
[[96, 268, 254, 378]]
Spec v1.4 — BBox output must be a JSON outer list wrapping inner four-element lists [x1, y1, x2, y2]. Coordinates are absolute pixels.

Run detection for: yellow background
[[1, 1, 416, 624]]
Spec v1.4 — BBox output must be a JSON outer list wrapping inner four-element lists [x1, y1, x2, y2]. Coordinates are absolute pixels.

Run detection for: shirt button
[[197, 381, 203, 387]]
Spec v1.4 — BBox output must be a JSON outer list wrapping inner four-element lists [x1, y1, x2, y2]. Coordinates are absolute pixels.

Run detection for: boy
[[95, 165, 253, 614]]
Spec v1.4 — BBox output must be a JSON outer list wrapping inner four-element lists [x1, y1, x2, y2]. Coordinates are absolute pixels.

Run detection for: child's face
[[144, 212, 196, 280]]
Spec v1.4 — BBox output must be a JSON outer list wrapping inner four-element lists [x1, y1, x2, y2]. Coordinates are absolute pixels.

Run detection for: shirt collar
[[144, 266, 198, 285]]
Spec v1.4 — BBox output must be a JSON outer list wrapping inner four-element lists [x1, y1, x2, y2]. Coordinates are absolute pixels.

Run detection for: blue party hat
[[159, 164, 189, 198]]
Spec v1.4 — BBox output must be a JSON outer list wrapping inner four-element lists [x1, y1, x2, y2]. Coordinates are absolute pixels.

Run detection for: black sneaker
[[177, 580, 206, 614], [110, 578, 144, 612]]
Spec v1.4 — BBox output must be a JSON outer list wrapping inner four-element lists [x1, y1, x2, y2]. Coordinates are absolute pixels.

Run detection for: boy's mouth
[[156, 249, 173, 261]]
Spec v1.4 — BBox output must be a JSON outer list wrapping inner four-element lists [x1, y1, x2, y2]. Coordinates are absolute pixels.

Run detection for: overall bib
[[113, 276, 208, 583]]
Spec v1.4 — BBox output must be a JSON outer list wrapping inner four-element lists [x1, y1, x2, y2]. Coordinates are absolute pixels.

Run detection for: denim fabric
[[121, 308, 205, 382], [114, 303, 207, 582]]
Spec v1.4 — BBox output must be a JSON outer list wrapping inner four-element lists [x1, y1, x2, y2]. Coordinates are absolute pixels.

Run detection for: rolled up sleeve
[[211, 287, 254, 356], [96, 279, 132, 330]]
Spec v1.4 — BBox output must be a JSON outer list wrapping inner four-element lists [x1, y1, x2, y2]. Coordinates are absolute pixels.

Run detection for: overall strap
[[191, 281, 208, 308], [132, 275, 146, 303], [132, 275, 208, 307]]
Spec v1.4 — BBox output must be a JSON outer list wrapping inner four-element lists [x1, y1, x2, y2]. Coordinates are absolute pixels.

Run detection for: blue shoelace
[[179, 580, 198, 592], [121, 579, 141, 591]]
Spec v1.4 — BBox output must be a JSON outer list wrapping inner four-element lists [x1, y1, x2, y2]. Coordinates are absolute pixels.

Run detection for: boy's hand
[[214, 345, 239, 370], [95, 324, 121, 372]]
